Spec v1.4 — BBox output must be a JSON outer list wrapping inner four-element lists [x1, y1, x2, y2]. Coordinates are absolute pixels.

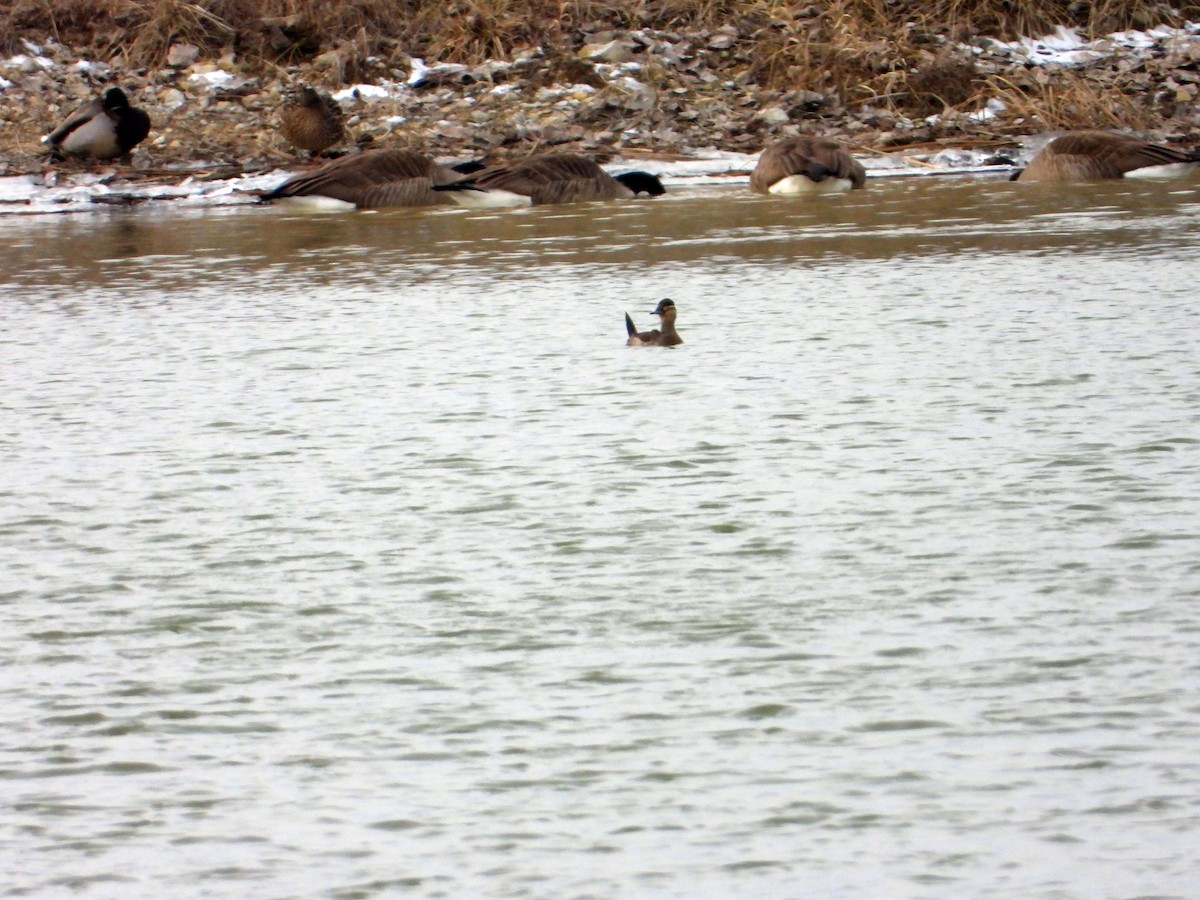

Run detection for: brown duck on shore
[[43, 87, 151, 160], [279, 85, 345, 156], [1013, 131, 1200, 182], [750, 137, 866, 195], [260, 149, 483, 209], [433, 153, 665, 208], [626, 299, 682, 347]]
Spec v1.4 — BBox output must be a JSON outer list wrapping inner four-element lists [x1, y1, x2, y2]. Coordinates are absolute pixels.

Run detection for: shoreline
[[0, 150, 1027, 217], [2, 17, 1198, 215]]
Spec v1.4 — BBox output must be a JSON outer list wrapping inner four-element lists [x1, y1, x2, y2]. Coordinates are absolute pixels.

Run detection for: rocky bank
[[1, 17, 1199, 184]]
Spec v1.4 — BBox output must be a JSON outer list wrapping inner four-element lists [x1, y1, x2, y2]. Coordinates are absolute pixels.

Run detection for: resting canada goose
[[626, 299, 682, 347], [279, 85, 345, 156], [43, 87, 151, 160], [750, 137, 866, 195], [433, 153, 665, 208], [1014, 131, 1200, 182], [261, 149, 483, 209]]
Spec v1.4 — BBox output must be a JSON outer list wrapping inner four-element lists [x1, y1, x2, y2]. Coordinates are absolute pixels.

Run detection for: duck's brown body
[[280, 86, 345, 155], [1016, 131, 1199, 182], [626, 299, 682, 347], [750, 137, 865, 195]]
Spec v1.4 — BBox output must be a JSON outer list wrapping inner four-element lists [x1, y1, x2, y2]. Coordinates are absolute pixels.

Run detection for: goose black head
[[615, 171, 666, 196]]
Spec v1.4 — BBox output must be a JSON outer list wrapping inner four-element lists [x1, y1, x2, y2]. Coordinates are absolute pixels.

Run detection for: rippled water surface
[[3, 174, 1200, 898]]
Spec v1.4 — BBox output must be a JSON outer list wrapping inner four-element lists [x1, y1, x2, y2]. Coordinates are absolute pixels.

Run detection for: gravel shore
[[2, 19, 1198, 184]]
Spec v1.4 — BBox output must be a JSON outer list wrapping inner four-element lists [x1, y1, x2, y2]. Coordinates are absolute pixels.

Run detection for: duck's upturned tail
[[625, 313, 636, 338]]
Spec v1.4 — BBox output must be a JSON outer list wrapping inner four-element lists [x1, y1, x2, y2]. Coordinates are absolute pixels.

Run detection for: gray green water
[[2, 173, 1199, 898]]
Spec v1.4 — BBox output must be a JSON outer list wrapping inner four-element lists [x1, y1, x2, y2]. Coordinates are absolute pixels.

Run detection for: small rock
[[579, 40, 632, 64], [158, 87, 187, 109], [312, 50, 342, 70], [167, 43, 200, 68], [758, 107, 790, 126], [410, 62, 470, 88], [608, 76, 656, 113]]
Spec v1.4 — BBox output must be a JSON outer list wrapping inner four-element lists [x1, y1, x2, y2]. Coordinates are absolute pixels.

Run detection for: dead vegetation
[[986, 72, 1163, 132], [1, 0, 1197, 171], [4, 0, 1196, 74]]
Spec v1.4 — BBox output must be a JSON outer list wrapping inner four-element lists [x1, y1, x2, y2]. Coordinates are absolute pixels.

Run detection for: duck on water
[[626, 299, 682, 347]]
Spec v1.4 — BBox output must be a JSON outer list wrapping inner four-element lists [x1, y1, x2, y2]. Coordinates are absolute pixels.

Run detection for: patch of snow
[[332, 82, 403, 101], [982, 20, 1200, 68], [406, 58, 429, 86], [594, 62, 644, 81], [407, 61, 468, 87], [968, 98, 1006, 122], [188, 70, 235, 87], [1112, 21, 1200, 49], [0, 175, 43, 204], [927, 148, 980, 168], [928, 97, 1005, 127], [5, 53, 55, 71]]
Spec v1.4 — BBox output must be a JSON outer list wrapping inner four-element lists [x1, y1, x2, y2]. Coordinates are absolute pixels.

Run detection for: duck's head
[[102, 87, 130, 111], [286, 85, 320, 107], [652, 298, 676, 317]]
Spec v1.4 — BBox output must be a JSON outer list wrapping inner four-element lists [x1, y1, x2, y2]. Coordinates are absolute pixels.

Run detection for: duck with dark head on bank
[[279, 85, 345, 157], [434, 153, 665, 208], [1013, 131, 1200, 182], [626, 299, 682, 347], [260, 148, 484, 209], [43, 87, 151, 161], [750, 137, 866, 196]]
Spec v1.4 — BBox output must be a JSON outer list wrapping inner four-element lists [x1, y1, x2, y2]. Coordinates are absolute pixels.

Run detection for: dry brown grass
[[8, 0, 1194, 62], [985, 71, 1164, 131], [736, 0, 1197, 100], [3, 0, 1197, 122]]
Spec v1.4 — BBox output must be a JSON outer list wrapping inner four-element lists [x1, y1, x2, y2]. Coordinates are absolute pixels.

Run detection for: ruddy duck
[[626, 299, 682, 347]]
